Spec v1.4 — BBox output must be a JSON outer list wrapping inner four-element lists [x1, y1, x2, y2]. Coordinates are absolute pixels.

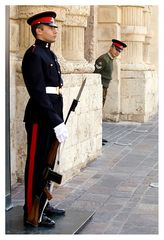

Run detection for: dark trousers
[[103, 86, 108, 106], [24, 122, 55, 220]]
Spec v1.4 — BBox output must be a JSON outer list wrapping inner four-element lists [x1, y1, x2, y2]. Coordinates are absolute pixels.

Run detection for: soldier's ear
[[36, 26, 43, 35]]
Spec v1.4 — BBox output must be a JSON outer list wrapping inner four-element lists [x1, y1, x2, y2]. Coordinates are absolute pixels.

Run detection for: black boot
[[44, 202, 65, 216]]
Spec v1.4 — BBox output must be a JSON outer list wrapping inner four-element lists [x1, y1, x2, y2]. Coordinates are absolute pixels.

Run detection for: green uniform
[[94, 53, 113, 105], [94, 53, 113, 88]]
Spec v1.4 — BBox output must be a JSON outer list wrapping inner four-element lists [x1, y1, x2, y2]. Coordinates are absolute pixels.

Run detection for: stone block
[[98, 6, 121, 23], [97, 23, 120, 41], [120, 69, 158, 121], [10, 20, 19, 52]]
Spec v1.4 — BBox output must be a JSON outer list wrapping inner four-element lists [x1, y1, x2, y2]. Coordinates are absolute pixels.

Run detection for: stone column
[[96, 5, 122, 122], [120, 5, 158, 122], [84, 6, 98, 63], [62, 6, 89, 61], [60, 6, 94, 73], [143, 6, 152, 64], [121, 5, 146, 64], [9, 6, 19, 184]]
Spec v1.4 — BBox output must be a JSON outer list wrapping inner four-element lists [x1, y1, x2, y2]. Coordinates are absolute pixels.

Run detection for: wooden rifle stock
[[43, 137, 62, 184], [43, 186, 53, 200], [47, 137, 60, 167]]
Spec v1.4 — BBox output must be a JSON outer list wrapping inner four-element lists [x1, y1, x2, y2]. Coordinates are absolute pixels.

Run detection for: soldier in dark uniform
[[94, 39, 127, 144], [22, 11, 68, 227]]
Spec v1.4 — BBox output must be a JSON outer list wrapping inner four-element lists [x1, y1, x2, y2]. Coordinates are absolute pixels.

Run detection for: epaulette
[[32, 44, 36, 53]]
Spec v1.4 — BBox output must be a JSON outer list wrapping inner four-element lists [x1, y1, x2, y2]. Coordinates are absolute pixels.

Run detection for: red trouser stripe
[[27, 123, 38, 215]]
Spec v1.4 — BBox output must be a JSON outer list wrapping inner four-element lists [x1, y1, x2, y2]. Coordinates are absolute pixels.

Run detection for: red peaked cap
[[112, 39, 127, 51], [27, 11, 57, 27]]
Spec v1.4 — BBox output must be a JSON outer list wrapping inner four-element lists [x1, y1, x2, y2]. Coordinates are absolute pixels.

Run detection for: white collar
[[108, 52, 114, 60]]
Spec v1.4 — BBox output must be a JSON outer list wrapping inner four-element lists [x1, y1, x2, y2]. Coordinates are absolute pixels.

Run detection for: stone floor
[[8, 114, 158, 234]]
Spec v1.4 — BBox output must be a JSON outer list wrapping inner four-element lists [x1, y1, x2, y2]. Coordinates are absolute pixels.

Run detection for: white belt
[[46, 86, 62, 95]]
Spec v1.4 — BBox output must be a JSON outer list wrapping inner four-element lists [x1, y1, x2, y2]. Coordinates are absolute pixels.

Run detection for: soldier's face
[[109, 46, 121, 58], [36, 25, 58, 43]]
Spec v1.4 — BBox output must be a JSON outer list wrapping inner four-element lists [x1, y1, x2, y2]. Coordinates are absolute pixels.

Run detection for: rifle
[[42, 78, 86, 185], [27, 78, 86, 226]]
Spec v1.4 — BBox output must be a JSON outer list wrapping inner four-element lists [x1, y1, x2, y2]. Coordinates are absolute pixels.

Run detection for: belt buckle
[[59, 88, 62, 95]]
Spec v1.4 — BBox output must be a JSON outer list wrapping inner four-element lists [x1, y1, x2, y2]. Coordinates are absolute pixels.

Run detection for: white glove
[[54, 122, 68, 143]]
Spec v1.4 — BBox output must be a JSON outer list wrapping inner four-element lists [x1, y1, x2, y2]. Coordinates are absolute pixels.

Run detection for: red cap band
[[113, 42, 124, 49], [31, 16, 55, 26]]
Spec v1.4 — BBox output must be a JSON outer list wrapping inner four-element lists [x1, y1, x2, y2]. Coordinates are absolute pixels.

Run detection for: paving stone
[[78, 193, 109, 203], [104, 220, 125, 234], [70, 199, 102, 211], [121, 213, 158, 232], [134, 203, 158, 214], [80, 222, 108, 234], [120, 224, 158, 234]]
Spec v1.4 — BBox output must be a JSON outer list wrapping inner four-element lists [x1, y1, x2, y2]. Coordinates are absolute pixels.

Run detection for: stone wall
[[120, 66, 158, 122]]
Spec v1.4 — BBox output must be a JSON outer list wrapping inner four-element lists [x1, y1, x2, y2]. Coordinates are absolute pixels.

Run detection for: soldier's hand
[[54, 122, 68, 143]]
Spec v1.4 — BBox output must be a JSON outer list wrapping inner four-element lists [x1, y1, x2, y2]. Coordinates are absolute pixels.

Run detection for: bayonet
[[65, 78, 86, 124]]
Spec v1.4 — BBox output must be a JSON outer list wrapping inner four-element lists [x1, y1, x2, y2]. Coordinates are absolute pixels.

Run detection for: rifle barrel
[[64, 78, 86, 124]]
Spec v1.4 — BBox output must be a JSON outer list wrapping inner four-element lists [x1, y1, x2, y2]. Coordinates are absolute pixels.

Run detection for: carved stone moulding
[[66, 5, 90, 17], [120, 5, 145, 26], [17, 5, 67, 22], [121, 26, 147, 42]]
